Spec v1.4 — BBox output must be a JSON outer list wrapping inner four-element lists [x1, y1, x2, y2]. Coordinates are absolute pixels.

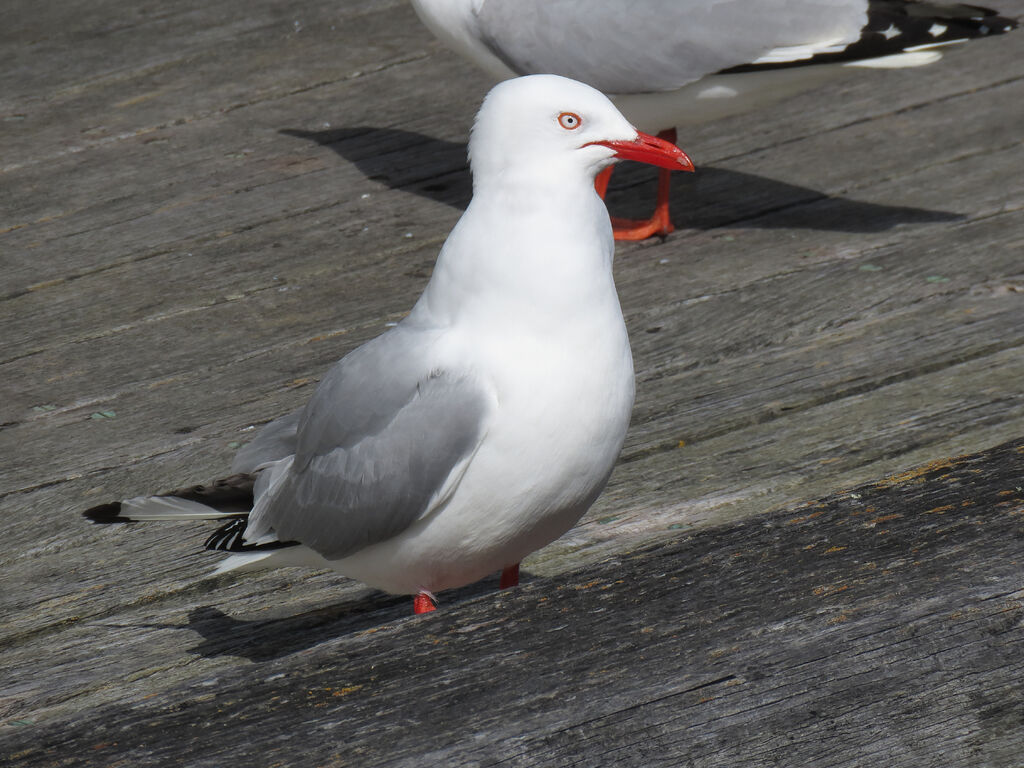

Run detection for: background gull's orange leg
[[594, 128, 678, 241]]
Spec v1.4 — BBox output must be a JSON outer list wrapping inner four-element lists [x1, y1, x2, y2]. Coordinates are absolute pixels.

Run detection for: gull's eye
[[558, 112, 582, 130]]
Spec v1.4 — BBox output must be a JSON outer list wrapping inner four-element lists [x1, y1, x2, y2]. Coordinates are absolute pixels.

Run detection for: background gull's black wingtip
[[722, 2, 1019, 75], [82, 502, 130, 524]]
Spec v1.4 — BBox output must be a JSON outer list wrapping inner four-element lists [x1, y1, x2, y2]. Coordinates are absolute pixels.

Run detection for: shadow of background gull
[[280, 127, 963, 233]]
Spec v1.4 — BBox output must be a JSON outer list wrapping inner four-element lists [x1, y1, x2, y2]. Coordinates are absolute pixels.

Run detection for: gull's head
[[468, 74, 694, 183]]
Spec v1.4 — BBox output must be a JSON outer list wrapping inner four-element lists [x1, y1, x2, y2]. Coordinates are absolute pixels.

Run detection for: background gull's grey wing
[[245, 326, 494, 560], [470, 0, 1015, 94], [473, 0, 870, 93], [231, 408, 303, 474]]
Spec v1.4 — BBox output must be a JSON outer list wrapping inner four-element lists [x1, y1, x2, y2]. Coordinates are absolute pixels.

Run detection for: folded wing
[[243, 328, 494, 561]]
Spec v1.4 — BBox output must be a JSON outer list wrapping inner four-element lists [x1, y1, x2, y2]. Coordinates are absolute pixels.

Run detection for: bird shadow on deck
[[144, 575, 519, 662], [280, 127, 962, 233]]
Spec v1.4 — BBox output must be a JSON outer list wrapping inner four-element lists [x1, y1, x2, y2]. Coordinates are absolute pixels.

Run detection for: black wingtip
[[722, 4, 1018, 75], [205, 516, 298, 552], [82, 502, 131, 523]]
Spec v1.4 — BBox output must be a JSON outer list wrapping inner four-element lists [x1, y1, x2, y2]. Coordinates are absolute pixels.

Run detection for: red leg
[[499, 563, 520, 589], [595, 128, 678, 241], [595, 166, 614, 198], [413, 591, 436, 614]]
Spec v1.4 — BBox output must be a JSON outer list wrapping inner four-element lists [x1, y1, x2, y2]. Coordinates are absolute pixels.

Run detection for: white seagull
[[84, 75, 694, 615], [410, 0, 1016, 239]]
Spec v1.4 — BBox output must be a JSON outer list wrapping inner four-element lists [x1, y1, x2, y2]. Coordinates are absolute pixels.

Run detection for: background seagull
[[84, 75, 694, 615], [410, 0, 1017, 239]]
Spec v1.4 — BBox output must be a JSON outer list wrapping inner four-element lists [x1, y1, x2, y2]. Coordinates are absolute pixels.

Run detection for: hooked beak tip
[[587, 132, 695, 173]]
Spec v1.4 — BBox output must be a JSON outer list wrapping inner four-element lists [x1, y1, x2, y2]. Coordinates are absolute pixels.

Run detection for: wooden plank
[[3, 439, 1022, 767], [1, 0, 1023, 760]]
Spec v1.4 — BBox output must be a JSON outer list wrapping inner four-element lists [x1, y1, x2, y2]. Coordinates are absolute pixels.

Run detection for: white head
[[468, 74, 693, 185]]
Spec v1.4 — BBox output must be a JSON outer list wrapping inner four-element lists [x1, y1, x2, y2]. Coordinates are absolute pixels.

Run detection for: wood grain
[[1, 0, 1022, 762], [4, 441, 1022, 767]]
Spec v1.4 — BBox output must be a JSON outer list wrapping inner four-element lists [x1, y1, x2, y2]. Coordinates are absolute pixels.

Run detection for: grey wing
[[245, 328, 494, 560], [474, 0, 869, 93], [231, 324, 439, 475], [230, 409, 303, 474]]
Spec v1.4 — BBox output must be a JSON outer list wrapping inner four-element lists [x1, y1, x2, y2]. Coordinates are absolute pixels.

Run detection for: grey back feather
[[245, 326, 494, 560], [293, 329, 446, 465], [231, 409, 303, 474]]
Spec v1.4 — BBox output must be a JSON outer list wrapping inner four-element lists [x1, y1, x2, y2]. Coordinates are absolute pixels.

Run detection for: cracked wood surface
[[4, 441, 1023, 766], [1, 0, 1023, 764]]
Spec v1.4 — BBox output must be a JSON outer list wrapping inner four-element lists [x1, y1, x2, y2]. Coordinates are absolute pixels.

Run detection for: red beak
[[587, 131, 695, 172]]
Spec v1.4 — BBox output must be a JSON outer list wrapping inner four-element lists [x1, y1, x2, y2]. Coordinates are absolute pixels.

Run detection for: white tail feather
[[211, 545, 330, 577], [844, 50, 943, 69], [211, 551, 279, 576], [119, 495, 244, 521]]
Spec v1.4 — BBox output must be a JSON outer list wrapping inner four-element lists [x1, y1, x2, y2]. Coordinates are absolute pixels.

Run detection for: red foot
[[499, 563, 520, 589], [595, 129, 678, 241], [413, 592, 436, 614]]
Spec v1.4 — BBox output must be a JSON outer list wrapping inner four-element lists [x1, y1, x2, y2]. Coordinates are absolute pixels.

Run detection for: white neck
[[411, 170, 617, 329]]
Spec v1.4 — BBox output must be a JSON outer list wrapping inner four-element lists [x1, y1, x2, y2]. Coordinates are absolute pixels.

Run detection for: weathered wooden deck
[[2, 1, 1022, 764]]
